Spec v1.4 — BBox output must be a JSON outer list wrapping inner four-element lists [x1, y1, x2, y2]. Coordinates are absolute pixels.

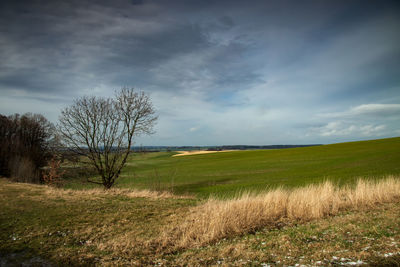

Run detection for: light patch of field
[[172, 150, 236, 157]]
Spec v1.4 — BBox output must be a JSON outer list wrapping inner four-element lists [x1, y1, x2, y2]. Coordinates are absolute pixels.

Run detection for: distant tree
[[58, 88, 157, 189], [0, 113, 56, 182]]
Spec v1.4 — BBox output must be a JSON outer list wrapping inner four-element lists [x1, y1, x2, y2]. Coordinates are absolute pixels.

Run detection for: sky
[[0, 0, 399, 146]]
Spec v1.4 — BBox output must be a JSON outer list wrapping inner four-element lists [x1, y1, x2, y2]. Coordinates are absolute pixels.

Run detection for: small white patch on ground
[[172, 150, 236, 157]]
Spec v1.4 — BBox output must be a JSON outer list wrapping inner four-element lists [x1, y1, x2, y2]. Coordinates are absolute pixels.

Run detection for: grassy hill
[[2, 137, 400, 266], [64, 137, 400, 197]]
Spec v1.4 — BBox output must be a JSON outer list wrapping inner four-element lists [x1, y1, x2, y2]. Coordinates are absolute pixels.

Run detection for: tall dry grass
[[42, 186, 191, 200], [157, 176, 400, 250]]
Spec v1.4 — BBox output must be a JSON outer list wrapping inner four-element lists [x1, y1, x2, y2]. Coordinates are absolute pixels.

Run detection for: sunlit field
[[64, 137, 400, 197]]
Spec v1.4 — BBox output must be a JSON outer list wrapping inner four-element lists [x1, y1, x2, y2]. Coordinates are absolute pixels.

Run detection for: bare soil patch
[[172, 150, 236, 157]]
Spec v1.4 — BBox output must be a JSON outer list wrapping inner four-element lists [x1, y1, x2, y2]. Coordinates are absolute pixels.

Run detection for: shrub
[[9, 156, 40, 183], [42, 155, 65, 187]]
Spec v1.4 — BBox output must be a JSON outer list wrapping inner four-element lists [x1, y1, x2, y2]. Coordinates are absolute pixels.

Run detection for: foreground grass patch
[[157, 176, 400, 250], [0, 179, 195, 265], [166, 202, 400, 266], [1, 177, 399, 266]]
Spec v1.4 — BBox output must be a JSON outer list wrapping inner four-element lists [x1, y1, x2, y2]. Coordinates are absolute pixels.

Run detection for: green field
[[65, 137, 400, 197]]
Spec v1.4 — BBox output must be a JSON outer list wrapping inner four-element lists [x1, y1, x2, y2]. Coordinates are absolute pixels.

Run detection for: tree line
[[0, 113, 56, 183], [0, 88, 157, 189]]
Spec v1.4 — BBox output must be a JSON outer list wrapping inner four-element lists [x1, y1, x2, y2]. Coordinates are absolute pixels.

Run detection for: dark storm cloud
[[1, 0, 397, 95], [0, 0, 264, 97]]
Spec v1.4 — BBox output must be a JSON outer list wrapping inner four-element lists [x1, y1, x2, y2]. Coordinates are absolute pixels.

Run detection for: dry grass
[[44, 187, 191, 199], [0, 178, 195, 266], [1, 176, 399, 266], [0, 178, 190, 200], [157, 176, 400, 250], [166, 201, 400, 266]]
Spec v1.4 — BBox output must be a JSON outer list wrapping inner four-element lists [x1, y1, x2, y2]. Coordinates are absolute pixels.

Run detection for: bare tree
[[58, 88, 157, 189]]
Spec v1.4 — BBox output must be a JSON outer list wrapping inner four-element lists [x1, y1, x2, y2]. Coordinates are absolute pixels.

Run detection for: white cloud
[[313, 121, 386, 137], [308, 103, 399, 141], [320, 103, 400, 119], [350, 104, 400, 116]]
